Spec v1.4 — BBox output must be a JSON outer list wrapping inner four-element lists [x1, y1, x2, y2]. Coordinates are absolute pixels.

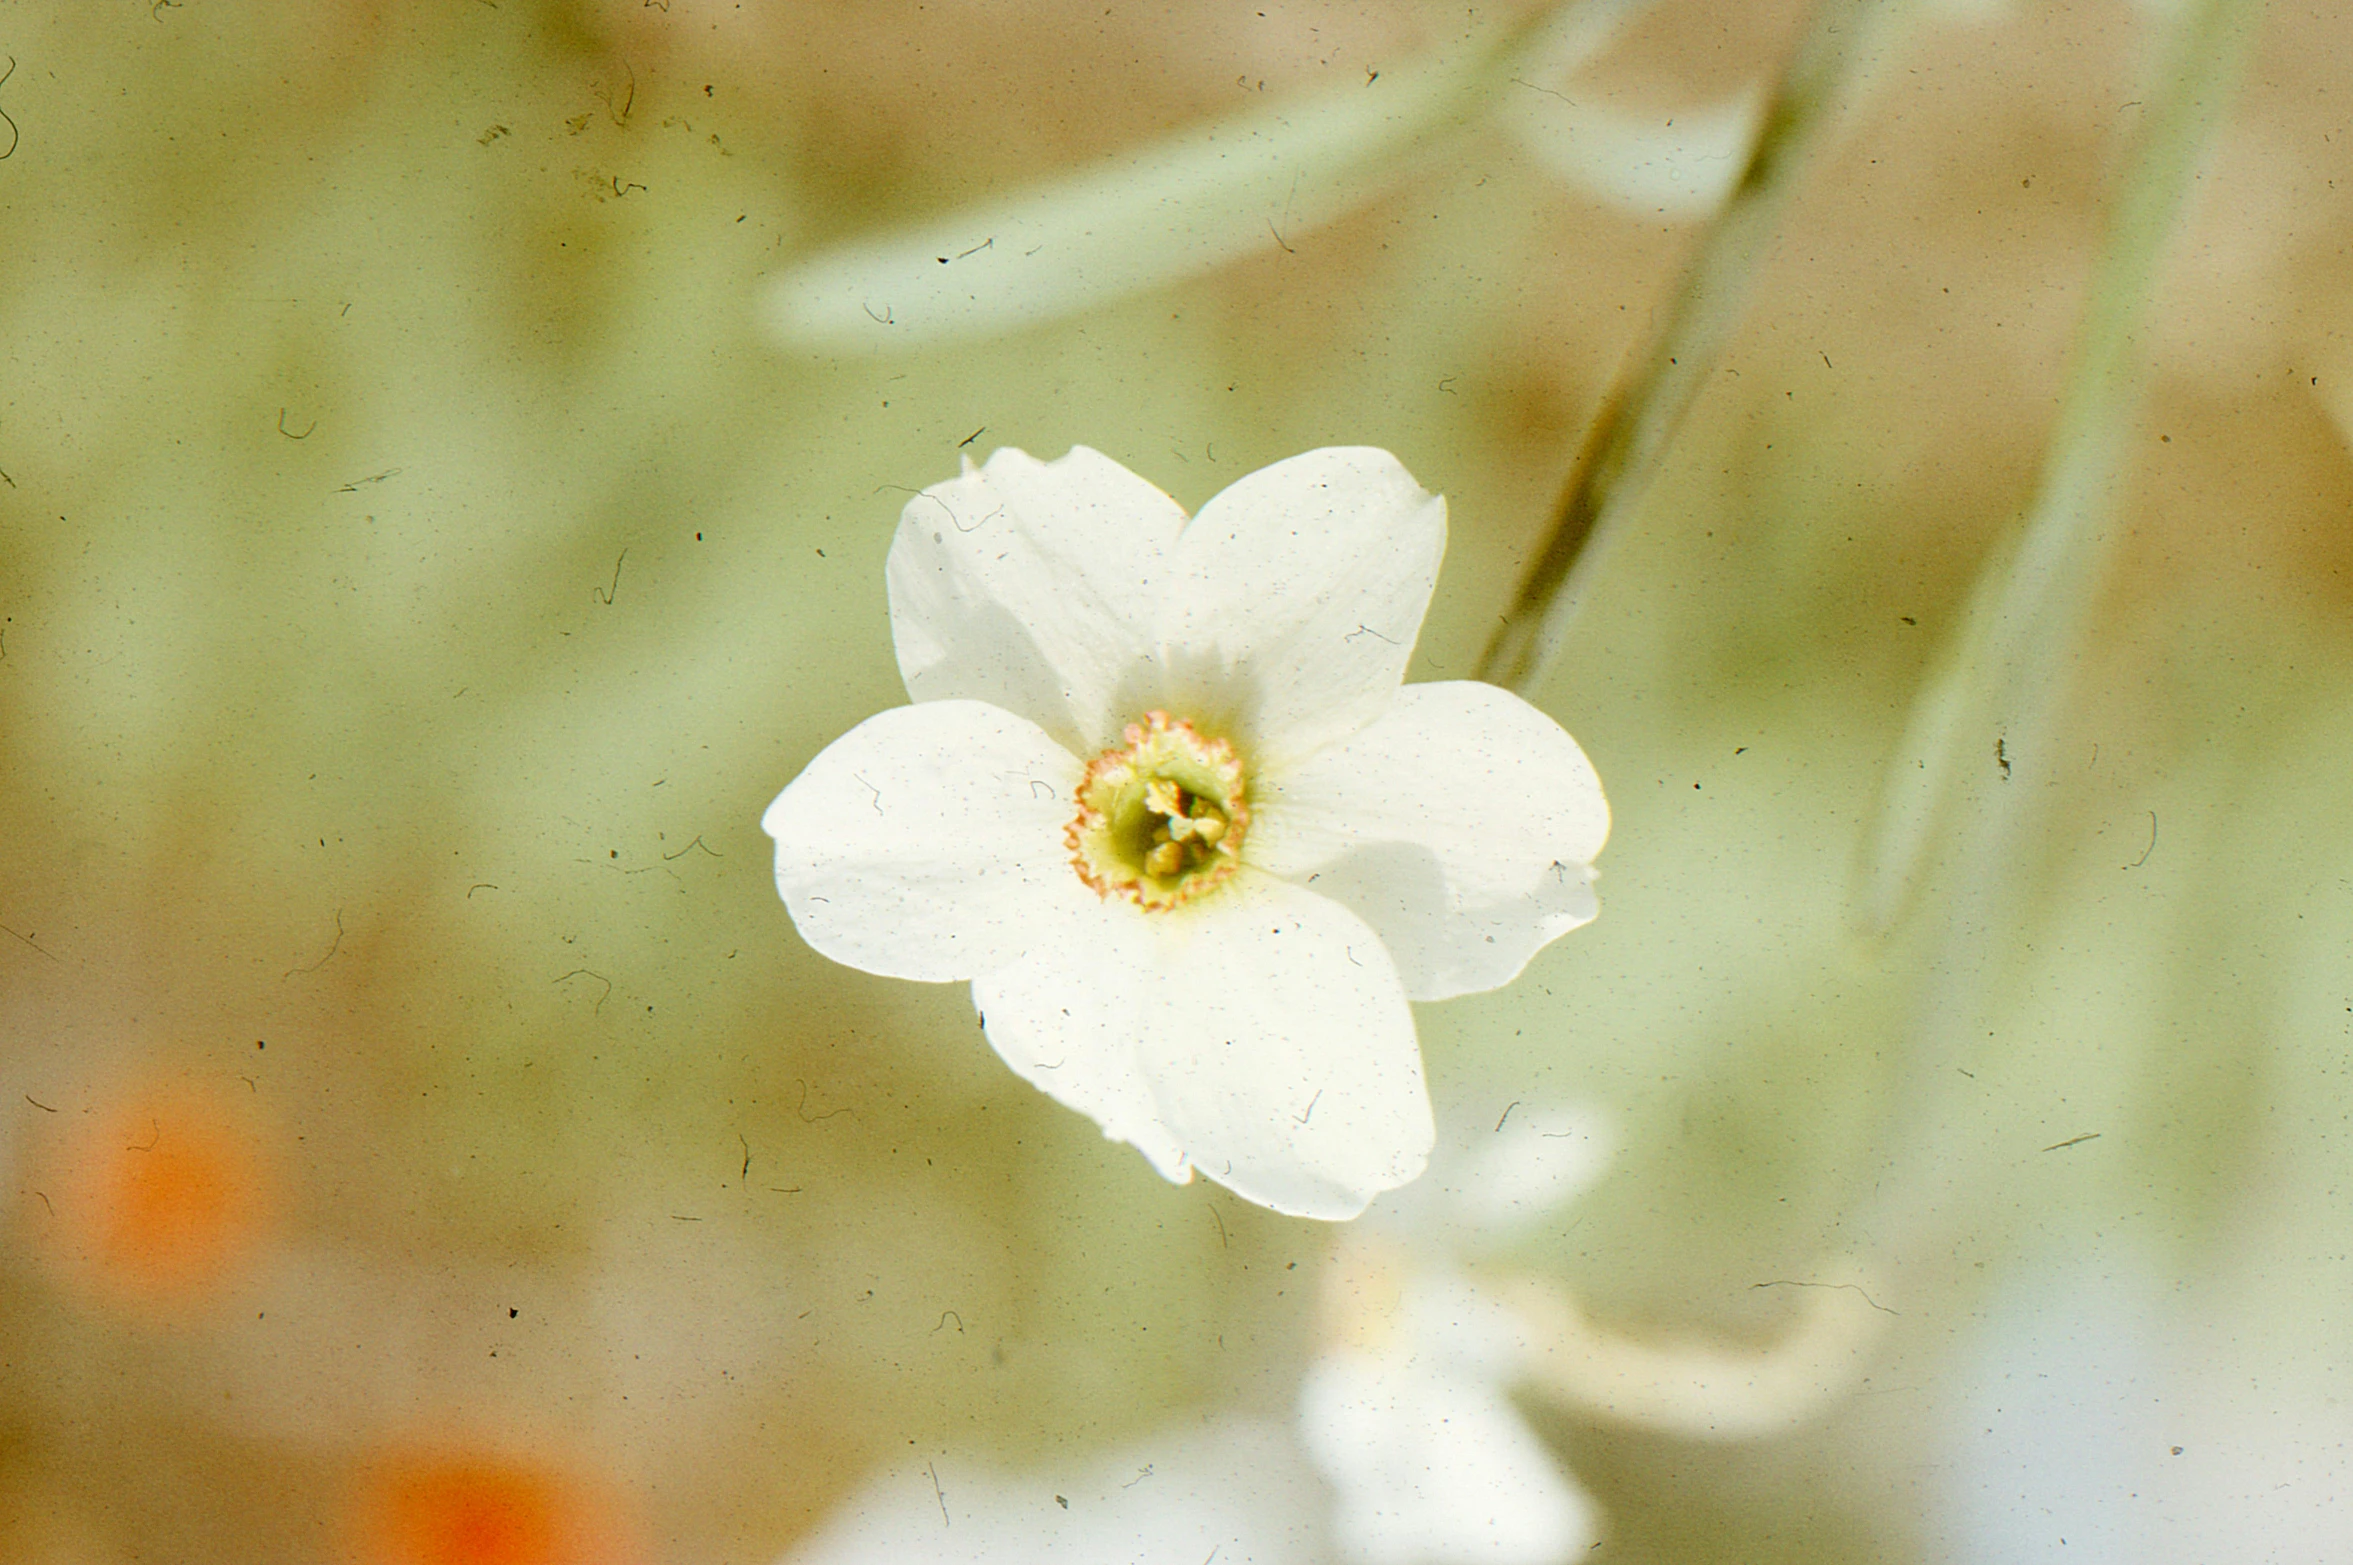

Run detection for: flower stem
[[765, 0, 1637, 355], [1857, 0, 2269, 1261], [1479, 0, 1910, 697], [1854, 0, 2268, 935]]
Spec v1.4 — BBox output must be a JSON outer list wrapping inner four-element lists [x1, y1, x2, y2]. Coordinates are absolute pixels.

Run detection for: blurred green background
[[4, 0, 2352, 1560]]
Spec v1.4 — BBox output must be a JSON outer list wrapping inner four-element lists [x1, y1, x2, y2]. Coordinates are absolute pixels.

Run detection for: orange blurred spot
[[354, 1452, 637, 1565], [377, 1458, 560, 1565], [39, 1089, 270, 1309]]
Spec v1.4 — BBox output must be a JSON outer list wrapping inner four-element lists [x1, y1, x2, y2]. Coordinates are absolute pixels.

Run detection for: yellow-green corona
[[1066, 712, 1249, 910]]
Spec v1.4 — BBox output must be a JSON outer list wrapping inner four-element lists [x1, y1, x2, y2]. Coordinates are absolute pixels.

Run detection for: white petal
[[1446, 1105, 1616, 1232], [1159, 449, 1446, 769], [1137, 872, 1433, 1220], [970, 901, 1194, 1183], [1299, 1351, 1600, 1565], [886, 446, 1185, 754], [1504, 85, 1760, 218], [761, 700, 1086, 982], [972, 874, 1430, 1217], [1250, 682, 1610, 1001], [1396, 1272, 1542, 1379]]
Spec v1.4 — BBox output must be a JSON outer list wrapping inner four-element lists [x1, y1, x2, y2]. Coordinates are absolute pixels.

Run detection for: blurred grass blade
[[763, 0, 1639, 355], [1854, 0, 2268, 934], [1504, 86, 1763, 219], [1479, 0, 1910, 696]]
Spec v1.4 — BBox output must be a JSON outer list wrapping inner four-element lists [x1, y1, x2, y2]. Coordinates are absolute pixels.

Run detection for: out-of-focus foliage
[[3, 0, 2352, 1561]]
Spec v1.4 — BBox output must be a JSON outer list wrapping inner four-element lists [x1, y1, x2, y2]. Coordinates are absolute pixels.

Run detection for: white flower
[[761, 446, 1609, 1220], [1297, 1105, 1613, 1564], [1299, 1286, 1598, 1565]]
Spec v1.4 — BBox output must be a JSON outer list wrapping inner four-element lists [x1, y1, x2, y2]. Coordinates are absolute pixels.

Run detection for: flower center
[[1067, 711, 1249, 910]]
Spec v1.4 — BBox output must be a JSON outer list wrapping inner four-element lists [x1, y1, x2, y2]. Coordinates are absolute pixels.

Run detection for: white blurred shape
[[779, 1416, 1324, 1565], [1503, 88, 1759, 218], [1941, 1268, 2161, 1564], [1446, 1106, 1616, 1231], [1935, 1256, 2353, 1564], [1505, 1254, 1890, 1439], [1299, 1343, 1598, 1565]]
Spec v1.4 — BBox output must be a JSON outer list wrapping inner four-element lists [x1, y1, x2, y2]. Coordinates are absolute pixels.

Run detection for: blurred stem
[[1855, 0, 2268, 934], [1859, 0, 2267, 1256], [1499, 1263, 1893, 1438], [1479, 0, 1909, 696], [766, 0, 1647, 355]]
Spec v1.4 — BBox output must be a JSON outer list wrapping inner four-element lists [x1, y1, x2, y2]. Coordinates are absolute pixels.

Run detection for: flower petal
[[762, 700, 1086, 982], [1138, 871, 1432, 1220], [969, 902, 1194, 1183], [1159, 449, 1446, 768], [973, 872, 1431, 1218], [1447, 1104, 1615, 1232], [886, 446, 1186, 754], [1250, 681, 1609, 1000], [1298, 1350, 1600, 1565]]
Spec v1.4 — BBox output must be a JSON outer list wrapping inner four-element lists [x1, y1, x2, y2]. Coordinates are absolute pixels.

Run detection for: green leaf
[[763, 1, 1635, 354]]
